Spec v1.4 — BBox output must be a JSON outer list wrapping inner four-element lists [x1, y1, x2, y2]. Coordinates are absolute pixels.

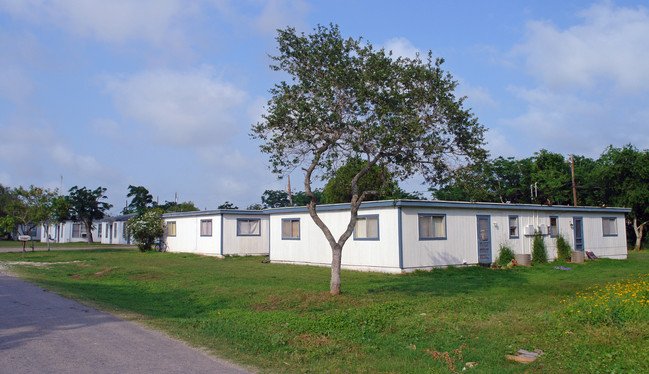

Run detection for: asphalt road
[[0, 272, 251, 374]]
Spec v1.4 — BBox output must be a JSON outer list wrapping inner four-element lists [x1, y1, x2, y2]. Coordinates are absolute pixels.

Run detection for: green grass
[[1, 249, 648, 373], [0, 240, 134, 248]]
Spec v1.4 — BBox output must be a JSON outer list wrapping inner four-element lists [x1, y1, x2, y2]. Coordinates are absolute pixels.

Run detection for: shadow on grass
[[356, 266, 528, 297]]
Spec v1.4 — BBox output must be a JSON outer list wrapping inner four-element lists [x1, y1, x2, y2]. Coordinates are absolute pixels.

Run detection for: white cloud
[[512, 1, 649, 94], [254, 0, 310, 35], [103, 66, 248, 147], [383, 37, 421, 60], [0, 122, 117, 180], [0, 0, 193, 45]]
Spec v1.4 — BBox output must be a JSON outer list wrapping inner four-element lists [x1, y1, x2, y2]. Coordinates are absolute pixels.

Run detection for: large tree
[[252, 24, 486, 294], [323, 157, 397, 204], [596, 145, 649, 250], [0, 186, 57, 255], [123, 185, 155, 214], [67, 186, 113, 244]]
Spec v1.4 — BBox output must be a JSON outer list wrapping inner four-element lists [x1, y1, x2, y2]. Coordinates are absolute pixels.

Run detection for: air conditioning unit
[[523, 225, 535, 236], [538, 224, 549, 235]]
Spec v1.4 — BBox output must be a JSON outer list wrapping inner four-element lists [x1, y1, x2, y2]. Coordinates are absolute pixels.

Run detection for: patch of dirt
[[71, 266, 118, 279]]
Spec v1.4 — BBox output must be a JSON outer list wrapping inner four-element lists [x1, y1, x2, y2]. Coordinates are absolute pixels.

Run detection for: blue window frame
[[237, 218, 261, 236], [281, 218, 300, 240], [549, 216, 559, 237], [509, 215, 519, 239], [602, 217, 618, 237], [200, 219, 212, 237], [167, 221, 176, 237], [418, 213, 447, 240], [353, 215, 379, 240]]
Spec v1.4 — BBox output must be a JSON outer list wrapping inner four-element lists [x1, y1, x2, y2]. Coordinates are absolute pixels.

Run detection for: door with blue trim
[[573, 217, 584, 251], [477, 215, 492, 264]]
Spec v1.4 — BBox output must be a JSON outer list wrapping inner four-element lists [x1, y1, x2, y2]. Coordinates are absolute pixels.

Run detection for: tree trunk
[[330, 244, 343, 295], [83, 220, 94, 244], [633, 217, 646, 251]]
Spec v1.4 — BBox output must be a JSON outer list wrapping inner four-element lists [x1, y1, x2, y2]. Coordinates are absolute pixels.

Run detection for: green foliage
[[261, 189, 290, 208], [123, 185, 154, 214], [252, 24, 486, 294], [218, 201, 239, 209], [556, 234, 572, 262], [160, 201, 199, 213], [323, 157, 398, 204], [0, 185, 57, 239], [292, 189, 325, 206], [246, 203, 264, 210], [66, 186, 112, 244], [126, 208, 165, 252], [558, 273, 649, 326], [532, 233, 548, 264], [496, 244, 515, 267]]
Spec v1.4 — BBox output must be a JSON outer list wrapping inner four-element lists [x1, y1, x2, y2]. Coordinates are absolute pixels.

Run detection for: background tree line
[[430, 145, 649, 250]]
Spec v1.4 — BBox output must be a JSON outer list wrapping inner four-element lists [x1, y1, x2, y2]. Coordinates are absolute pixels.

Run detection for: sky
[[1, 0, 648, 214]]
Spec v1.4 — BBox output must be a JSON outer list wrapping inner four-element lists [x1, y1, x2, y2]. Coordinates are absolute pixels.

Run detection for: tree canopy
[[66, 186, 112, 244], [252, 24, 486, 294], [123, 185, 154, 214]]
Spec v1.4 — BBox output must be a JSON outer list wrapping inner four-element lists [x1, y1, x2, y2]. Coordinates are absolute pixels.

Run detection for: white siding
[[163, 211, 269, 257], [269, 206, 401, 272], [222, 214, 270, 255], [270, 201, 628, 274]]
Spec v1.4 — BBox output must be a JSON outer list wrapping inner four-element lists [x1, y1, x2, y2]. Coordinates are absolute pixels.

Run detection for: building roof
[[265, 199, 631, 214]]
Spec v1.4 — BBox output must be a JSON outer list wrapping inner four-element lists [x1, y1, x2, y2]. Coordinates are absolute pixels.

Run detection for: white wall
[[163, 211, 269, 256], [222, 214, 270, 255], [269, 206, 401, 272]]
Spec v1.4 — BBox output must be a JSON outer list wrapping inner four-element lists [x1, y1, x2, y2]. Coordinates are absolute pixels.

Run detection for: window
[[105, 223, 109, 238], [281, 218, 300, 240], [354, 215, 379, 240], [550, 216, 559, 237], [602, 217, 617, 236], [167, 221, 176, 237], [419, 214, 447, 240], [509, 216, 519, 239], [72, 223, 87, 238], [200, 219, 212, 236], [113, 223, 118, 238], [237, 218, 261, 236], [97, 223, 102, 239]]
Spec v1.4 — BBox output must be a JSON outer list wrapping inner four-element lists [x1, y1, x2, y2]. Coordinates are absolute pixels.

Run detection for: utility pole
[[570, 155, 577, 206], [287, 175, 293, 206]]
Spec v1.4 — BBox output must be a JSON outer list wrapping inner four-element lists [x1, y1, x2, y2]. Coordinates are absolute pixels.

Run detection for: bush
[[556, 234, 572, 262], [532, 233, 547, 264], [126, 208, 165, 252], [497, 244, 516, 267]]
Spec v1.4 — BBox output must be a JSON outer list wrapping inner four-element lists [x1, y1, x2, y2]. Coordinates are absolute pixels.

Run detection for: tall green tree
[[323, 157, 397, 204], [261, 189, 291, 208], [218, 201, 239, 209], [252, 24, 486, 294], [67, 186, 113, 244], [596, 145, 649, 250], [160, 200, 199, 212], [123, 185, 154, 214], [0, 186, 57, 255]]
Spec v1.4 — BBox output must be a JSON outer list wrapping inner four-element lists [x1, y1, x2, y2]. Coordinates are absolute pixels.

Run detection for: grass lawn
[[1, 249, 648, 373], [0, 240, 135, 249]]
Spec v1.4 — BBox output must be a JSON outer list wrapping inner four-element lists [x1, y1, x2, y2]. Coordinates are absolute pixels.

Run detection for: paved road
[[0, 273, 251, 374]]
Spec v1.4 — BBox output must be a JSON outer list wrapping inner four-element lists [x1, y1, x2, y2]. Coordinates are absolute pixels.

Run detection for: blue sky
[[1, 0, 648, 214]]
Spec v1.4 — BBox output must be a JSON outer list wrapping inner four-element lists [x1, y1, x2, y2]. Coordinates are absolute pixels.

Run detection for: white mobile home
[[268, 200, 629, 273], [163, 210, 269, 257], [97, 214, 136, 245], [40, 220, 99, 243]]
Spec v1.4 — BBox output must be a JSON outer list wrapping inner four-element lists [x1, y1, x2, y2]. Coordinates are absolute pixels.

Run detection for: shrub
[[556, 234, 572, 262], [126, 208, 165, 252], [532, 233, 547, 264], [497, 244, 516, 267]]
